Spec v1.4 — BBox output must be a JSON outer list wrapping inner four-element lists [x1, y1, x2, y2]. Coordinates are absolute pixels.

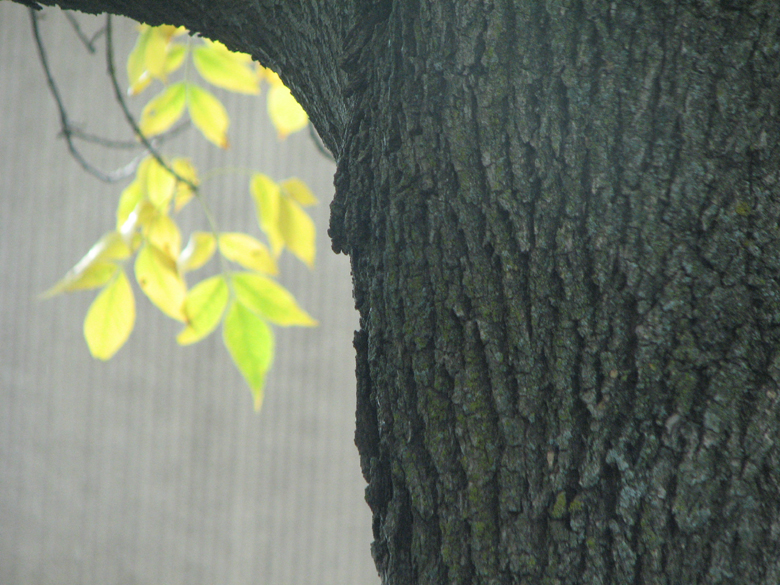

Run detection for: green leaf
[[280, 178, 318, 207], [178, 232, 216, 273], [177, 275, 229, 345], [139, 82, 187, 138], [231, 272, 317, 327], [186, 83, 230, 148], [135, 243, 187, 321], [279, 196, 316, 267], [192, 41, 259, 95], [267, 83, 308, 138], [83, 269, 135, 360], [250, 173, 283, 255], [218, 232, 278, 274], [42, 232, 131, 298], [223, 299, 274, 411]]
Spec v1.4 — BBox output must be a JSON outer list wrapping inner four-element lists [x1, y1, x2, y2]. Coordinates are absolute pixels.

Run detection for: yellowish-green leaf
[[83, 270, 135, 360], [267, 84, 308, 138], [145, 213, 182, 259], [135, 243, 187, 321], [178, 232, 216, 273], [116, 176, 145, 230], [192, 42, 259, 95], [42, 262, 118, 298], [143, 26, 187, 81], [177, 275, 229, 345], [186, 83, 230, 148], [127, 25, 153, 95], [279, 196, 316, 267], [250, 173, 283, 255], [172, 158, 199, 211], [42, 231, 132, 298], [231, 272, 317, 327], [139, 82, 187, 138], [281, 178, 318, 207], [163, 43, 187, 77], [145, 156, 177, 211], [223, 299, 274, 411], [218, 232, 278, 274], [119, 200, 157, 239], [143, 26, 170, 80]]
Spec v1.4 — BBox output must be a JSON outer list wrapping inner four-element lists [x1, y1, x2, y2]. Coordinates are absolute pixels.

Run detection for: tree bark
[[18, 1, 780, 583]]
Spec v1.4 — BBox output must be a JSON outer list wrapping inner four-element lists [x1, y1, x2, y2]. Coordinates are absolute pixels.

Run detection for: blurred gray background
[[0, 4, 378, 584]]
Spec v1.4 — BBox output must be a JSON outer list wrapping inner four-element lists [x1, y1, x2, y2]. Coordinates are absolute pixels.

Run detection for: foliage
[[43, 21, 317, 410]]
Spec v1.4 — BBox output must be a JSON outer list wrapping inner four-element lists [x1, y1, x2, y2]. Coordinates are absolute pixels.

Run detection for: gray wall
[[0, 5, 377, 584]]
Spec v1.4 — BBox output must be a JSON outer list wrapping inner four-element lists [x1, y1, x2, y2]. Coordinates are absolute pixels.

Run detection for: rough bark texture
[[17, 0, 780, 583]]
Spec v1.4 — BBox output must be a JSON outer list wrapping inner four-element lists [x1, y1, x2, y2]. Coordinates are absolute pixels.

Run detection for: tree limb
[[18, 0, 354, 156]]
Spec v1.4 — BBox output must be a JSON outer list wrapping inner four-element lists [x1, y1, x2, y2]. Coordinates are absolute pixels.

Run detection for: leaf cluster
[[44, 22, 319, 410]]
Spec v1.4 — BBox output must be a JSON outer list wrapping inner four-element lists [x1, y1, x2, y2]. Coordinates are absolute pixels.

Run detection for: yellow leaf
[[171, 158, 199, 211], [145, 213, 182, 259], [119, 200, 157, 240], [280, 178, 318, 207], [218, 232, 278, 274], [178, 232, 216, 273], [249, 173, 283, 255], [267, 84, 308, 138], [143, 26, 170, 80], [83, 270, 135, 360], [139, 82, 187, 138], [177, 275, 229, 345], [116, 176, 145, 230], [261, 67, 283, 87], [127, 25, 153, 96], [145, 156, 177, 211], [186, 83, 230, 148], [279, 196, 316, 267], [42, 262, 118, 298], [222, 300, 274, 411], [42, 232, 131, 298], [231, 272, 317, 327], [207, 39, 253, 63], [135, 243, 187, 321], [192, 42, 259, 95]]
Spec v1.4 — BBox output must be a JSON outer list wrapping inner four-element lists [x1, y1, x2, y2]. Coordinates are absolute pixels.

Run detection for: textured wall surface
[[0, 4, 377, 584]]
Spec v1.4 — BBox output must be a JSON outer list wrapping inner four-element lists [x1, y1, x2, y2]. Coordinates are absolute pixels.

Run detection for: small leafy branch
[[36, 13, 320, 410]]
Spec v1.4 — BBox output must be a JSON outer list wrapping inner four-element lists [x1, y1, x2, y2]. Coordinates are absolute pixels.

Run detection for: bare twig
[[30, 8, 134, 182], [64, 119, 191, 150], [65, 12, 99, 53]]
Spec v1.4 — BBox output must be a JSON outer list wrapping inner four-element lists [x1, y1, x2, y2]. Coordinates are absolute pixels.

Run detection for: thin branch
[[30, 8, 134, 183], [65, 119, 191, 150], [65, 12, 98, 53]]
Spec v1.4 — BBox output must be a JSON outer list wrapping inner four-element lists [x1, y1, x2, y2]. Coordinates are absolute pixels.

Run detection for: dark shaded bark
[[17, 0, 780, 583]]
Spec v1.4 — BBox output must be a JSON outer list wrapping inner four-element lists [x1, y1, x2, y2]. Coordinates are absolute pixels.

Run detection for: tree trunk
[[20, 0, 780, 582]]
